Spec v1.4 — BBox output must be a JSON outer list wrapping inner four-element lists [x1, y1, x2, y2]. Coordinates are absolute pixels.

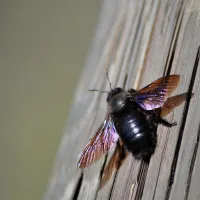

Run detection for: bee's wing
[[161, 92, 193, 116], [129, 75, 180, 110], [100, 141, 128, 189], [78, 115, 119, 168]]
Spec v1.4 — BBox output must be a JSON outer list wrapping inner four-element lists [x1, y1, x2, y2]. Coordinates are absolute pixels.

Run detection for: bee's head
[[107, 87, 127, 113], [88, 70, 126, 112], [106, 87, 123, 101]]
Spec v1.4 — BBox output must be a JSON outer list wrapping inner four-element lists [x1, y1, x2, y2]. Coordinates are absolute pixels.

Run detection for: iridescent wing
[[100, 141, 128, 189], [161, 92, 193, 116], [78, 115, 119, 168], [128, 75, 180, 110]]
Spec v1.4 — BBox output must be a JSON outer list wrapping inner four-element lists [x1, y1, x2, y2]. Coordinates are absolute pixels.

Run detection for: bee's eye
[[114, 87, 122, 93], [128, 89, 136, 93], [107, 87, 123, 102]]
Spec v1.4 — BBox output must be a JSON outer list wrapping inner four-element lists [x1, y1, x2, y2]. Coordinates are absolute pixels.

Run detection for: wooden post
[[45, 0, 200, 199]]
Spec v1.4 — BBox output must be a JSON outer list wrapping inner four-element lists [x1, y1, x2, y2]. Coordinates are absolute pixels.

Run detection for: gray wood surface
[[45, 0, 200, 199]]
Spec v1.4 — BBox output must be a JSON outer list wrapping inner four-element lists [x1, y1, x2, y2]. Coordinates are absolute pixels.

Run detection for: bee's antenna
[[106, 69, 113, 91], [89, 89, 109, 94], [88, 69, 112, 94]]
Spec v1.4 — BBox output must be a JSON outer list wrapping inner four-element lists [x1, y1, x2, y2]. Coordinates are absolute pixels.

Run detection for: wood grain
[[45, 0, 200, 199]]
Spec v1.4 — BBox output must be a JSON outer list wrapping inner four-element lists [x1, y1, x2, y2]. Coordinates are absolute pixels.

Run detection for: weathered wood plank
[[45, 0, 200, 200]]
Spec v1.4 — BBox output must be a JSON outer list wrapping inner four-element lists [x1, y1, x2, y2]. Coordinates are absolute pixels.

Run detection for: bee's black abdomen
[[112, 102, 158, 159]]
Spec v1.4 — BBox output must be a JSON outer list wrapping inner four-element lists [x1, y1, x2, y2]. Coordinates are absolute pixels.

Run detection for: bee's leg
[[159, 118, 177, 127]]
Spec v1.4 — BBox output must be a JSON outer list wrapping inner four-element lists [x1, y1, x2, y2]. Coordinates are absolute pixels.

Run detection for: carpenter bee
[[78, 72, 188, 188]]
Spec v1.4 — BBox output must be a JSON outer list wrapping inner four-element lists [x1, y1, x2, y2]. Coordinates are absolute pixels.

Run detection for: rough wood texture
[[45, 0, 200, 199]]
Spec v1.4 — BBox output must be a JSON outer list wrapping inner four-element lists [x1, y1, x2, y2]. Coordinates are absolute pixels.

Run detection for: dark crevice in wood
[[135, 158, 150, 200], [99, 154, 108, 185], [152, 128, 171, 200], [184, 124, 200, 200], [108, 171, 118, 200], [72, 172, 84, 200], [164, 1, 184, 76], [123, 74, 128, 89], [95, 154, 108, 199], [165, 48, 175, 76], [165, 45, 200, 200]]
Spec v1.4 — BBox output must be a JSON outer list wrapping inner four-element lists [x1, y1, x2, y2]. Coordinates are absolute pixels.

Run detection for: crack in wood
[[72, 173, 84, 200], [165, 45, 200, 200], [184, 123, 200, 200], [99, 154, 109, 181], [123, 74, 128, 89], [135, 158, 150, 200], [108, 171, 118, 200]]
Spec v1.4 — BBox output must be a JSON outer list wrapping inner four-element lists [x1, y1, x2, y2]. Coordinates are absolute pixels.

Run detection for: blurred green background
[[0, 1, 100, 200]]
